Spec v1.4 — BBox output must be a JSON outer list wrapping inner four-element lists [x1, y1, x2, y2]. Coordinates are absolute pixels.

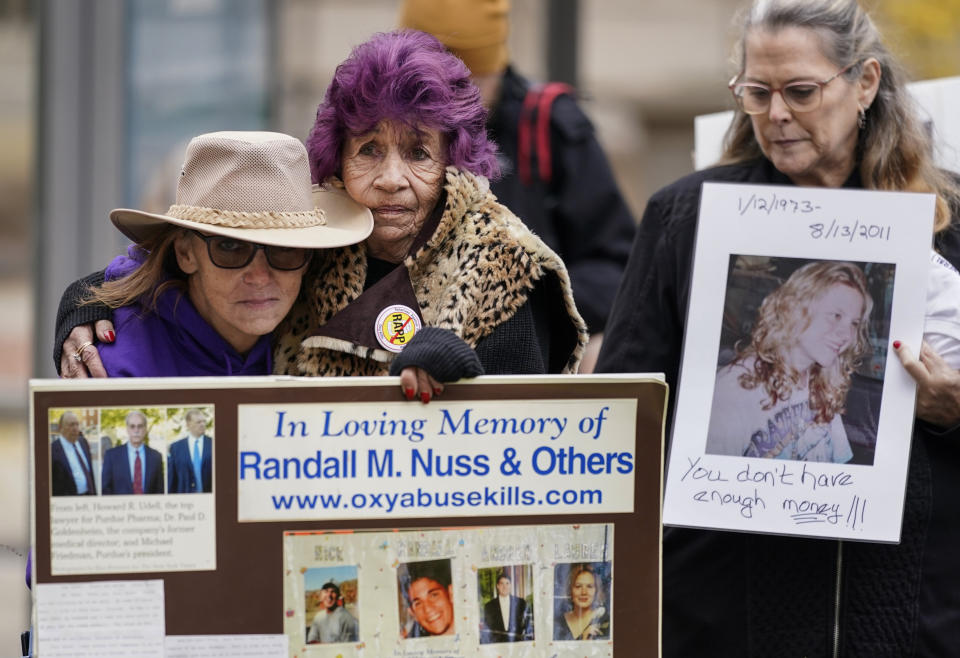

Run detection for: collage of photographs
[[284, 524, 614, 657]]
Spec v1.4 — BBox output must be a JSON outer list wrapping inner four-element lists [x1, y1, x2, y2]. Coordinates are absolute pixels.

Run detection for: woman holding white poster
[[705, 260, 872, 462], [597, 0, 960, 655]]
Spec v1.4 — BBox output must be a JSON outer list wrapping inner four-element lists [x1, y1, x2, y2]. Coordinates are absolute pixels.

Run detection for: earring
[[857, 105, 867, 130]]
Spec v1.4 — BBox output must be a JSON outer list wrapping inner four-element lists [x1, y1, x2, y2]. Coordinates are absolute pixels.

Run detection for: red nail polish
[[105, 330, 115, 342], [405, 388, 414, 401], [893, 340, 901, 349], [433, 387, 442, 395], [421, 392, 430, 404]]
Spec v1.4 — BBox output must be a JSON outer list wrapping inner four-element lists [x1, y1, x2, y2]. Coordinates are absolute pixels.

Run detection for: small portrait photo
[[705, 256, 894, 465], [49, 408, 101, 497], [477, 564, 534, 644], [552, 561, 612, 641], [397, 558, 455, 639], [166, 408, 214, 494], [98, 409, 167, 495], [304, 566, 359, 645]]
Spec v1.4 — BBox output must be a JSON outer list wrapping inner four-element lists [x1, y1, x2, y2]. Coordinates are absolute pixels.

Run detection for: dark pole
[[546, 0, 579, 87]]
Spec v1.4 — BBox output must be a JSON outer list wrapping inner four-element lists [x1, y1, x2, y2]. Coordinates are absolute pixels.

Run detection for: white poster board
[[237, 398, 638, 522], [662, 182, 934, 542], [31, 375, 665, 657]]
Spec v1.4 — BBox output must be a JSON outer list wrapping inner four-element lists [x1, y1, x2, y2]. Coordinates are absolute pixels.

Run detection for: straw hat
[[110, 131, 373, 249]]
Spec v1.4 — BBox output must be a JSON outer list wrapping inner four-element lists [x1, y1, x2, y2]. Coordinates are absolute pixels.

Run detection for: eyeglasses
[[729, 61, 861, 115], [190, 230, 312, 271]]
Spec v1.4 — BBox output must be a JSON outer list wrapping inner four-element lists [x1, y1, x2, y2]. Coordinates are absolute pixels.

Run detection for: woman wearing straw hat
[[22, 131, 372, 644], [85, 130, 372, 377]]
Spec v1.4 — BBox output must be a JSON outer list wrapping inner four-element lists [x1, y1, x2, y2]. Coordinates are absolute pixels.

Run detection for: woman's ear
[[173, 230, 200, 274], [857, 57, 881, 109]]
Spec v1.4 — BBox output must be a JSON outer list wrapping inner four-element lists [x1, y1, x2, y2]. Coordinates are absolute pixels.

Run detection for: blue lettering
[[239, 451, 261, 479], [532, 446, 556, 474], [274, 410, 308, 438], [368, 449, 395, 477], [438, 408, 472, 435], [321, 411, 344, 437]]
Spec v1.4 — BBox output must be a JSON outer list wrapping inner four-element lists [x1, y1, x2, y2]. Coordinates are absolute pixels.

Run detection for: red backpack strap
[[535, 82, 574, 183], [517, 82, 574, 185], [517, 85, 542, 186]]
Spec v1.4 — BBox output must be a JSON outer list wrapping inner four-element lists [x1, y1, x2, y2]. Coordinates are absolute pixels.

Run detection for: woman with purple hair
[[274, 29, 586, 393], [55, 30, 587, 398]]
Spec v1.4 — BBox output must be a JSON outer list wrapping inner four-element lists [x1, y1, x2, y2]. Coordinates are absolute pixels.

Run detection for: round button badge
[[375, 305, 422, 352]]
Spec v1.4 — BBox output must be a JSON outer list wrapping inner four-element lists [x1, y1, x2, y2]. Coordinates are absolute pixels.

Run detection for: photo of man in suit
[[50, 411, 96, 496], [167, 409, 213, 493], [101, 410, 163, 495], [482, 571, 532, 643]]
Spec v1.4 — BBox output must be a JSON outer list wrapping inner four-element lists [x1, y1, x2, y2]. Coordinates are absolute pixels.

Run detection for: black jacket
[[597, 157, 960, 656], [488, 67, 636, 333]]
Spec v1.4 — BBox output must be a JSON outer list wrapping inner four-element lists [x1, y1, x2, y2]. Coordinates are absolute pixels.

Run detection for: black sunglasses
[[190, 230, 312, 271]]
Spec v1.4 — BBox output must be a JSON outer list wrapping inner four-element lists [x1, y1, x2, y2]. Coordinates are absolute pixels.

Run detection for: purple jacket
[[27, 254, 272, 597], [98, 249, 273, 377]]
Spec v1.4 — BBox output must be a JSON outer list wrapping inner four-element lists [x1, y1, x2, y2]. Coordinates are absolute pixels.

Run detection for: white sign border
[[663, 182, 934, 543]]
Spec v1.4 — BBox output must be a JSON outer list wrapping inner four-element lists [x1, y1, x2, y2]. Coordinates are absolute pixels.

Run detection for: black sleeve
[[474, 274, 582, 375], [549, 95, 637, 332], [474, 290, 548, 375], [53, 270, 110, 373], [388, 327, 484, 382], [594, 192, 695, 429]]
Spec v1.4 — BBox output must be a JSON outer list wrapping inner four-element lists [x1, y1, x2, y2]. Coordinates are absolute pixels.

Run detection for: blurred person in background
[[400, 0, 636, 371], [597, 0, 960, 654]]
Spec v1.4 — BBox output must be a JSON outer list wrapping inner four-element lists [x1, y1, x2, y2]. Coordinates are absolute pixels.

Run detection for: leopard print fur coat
[[273, 167, 587, 377]]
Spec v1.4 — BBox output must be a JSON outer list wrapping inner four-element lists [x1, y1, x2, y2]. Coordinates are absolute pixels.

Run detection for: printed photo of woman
[[552, 562, 611, 641], [705, 258, 891, 464]]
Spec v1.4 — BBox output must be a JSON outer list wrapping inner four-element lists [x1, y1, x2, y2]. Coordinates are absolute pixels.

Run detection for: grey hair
[[720, 0, 959, 232], [58, 411, 78, 427], [125, 410, 147, 426]]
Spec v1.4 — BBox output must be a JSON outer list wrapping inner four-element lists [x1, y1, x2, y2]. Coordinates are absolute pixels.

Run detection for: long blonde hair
[[735, 260, 872, 423], [720, 0, 960, 232]]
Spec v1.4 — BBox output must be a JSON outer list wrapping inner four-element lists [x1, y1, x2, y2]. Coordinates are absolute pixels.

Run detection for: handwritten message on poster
[[238, 399, 638, 521], [663, 183, 934, 542]]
